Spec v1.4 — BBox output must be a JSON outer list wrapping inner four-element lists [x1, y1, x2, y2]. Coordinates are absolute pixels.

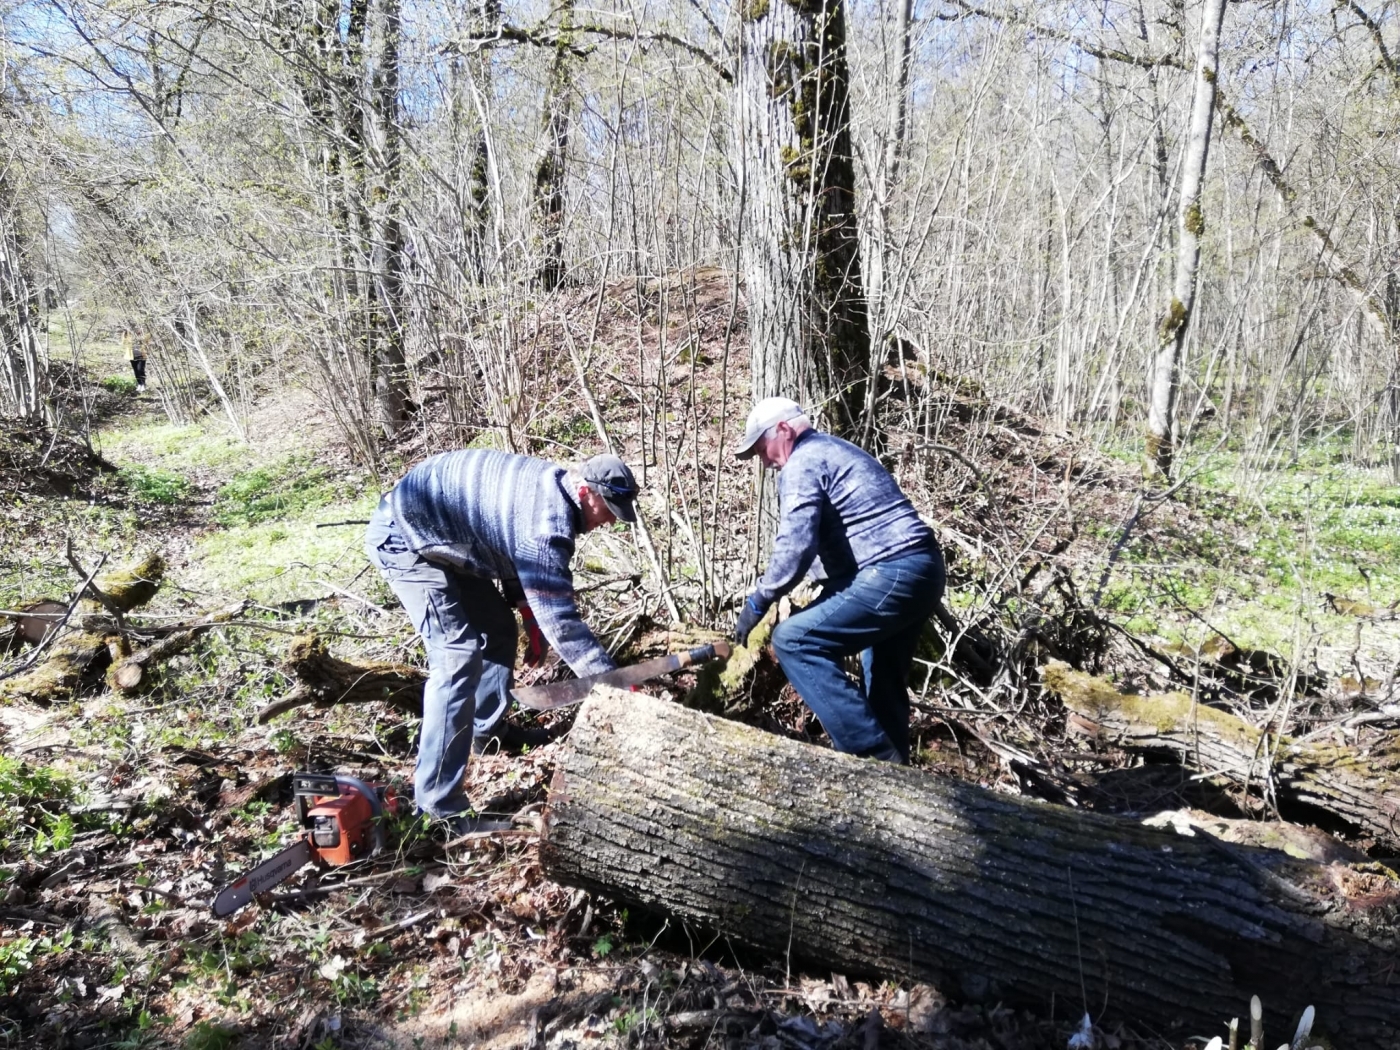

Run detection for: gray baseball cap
[[582, 454, 640, 523]]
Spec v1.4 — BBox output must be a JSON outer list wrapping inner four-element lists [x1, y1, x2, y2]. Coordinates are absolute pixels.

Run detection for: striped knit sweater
[[388, 449, 614, 677]]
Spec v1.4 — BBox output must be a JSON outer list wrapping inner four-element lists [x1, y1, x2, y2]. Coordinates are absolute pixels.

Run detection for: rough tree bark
[[1043, 661, 1400, 850], [541, 689, 1400, 1050], [1144, 0, 1227, 478], [737, 0, 870, 434]]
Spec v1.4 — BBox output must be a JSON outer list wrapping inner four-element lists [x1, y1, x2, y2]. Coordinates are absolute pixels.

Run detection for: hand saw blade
[[510, 641, 731, 711], [212, 837, 313, 917]]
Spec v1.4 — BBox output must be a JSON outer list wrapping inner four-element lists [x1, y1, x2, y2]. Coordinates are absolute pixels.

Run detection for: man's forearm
[[526, 590, 615, 677]]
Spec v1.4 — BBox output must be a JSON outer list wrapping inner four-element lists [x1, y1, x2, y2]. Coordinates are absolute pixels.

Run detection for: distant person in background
[[366, 449, 640, 832], [732, 397, 945, 764], [123, 330, 147, 392]]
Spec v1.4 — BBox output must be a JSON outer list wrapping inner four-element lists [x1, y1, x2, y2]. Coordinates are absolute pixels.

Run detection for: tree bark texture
[[1043, 661, 1400, 851], [366, 0, 413, 438], [1145, 0, 1227, 478], [737, 0, 870, 434], [541, 689, 1400, 1050]]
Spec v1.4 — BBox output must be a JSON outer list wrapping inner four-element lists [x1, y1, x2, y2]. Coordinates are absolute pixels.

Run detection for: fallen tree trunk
[[108, 601, 248, 692], [1043, 661, 1400, 850], [0, 554, 164, 705], [541, 689, 1400, 1050], [257, 634, 425, 723]]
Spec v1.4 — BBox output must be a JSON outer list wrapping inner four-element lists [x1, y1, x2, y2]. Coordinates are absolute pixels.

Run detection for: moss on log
[[0, 553, 166, 704], [541, 689, 1400, 1050], [1043, 661, 1400, 849]]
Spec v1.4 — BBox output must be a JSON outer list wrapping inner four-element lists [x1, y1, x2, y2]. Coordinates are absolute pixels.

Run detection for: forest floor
[[3, 284, 1400, 1050]]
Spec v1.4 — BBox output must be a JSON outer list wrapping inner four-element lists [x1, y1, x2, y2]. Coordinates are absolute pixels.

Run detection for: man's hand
[[733, 594, 767, 648], [518, 604, 547, 666]]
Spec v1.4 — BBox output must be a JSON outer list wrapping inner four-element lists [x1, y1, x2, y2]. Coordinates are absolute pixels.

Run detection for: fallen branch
[[108, 600, 248, 692], [1044, 661, 1400, 849], [257, 633, 426, 723]]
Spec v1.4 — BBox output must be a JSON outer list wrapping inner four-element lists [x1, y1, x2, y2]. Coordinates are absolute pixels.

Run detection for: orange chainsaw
[[212, 772, 401, 917]]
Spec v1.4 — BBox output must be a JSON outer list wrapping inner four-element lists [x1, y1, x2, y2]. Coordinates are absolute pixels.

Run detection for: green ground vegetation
[[1096, 442, 1400, 661]]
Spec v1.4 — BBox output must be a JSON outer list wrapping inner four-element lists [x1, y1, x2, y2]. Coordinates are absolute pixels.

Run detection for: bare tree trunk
[[0, 107, 49, 423], [460, 0, 501, 286], [0, 203, 47, 423], [542, 690, 1400, 1050], [1145, 0, 1227, 478], [737, 0, 870, 435], [366, 0, 412, 436], [861, 0, 914, 439], [533, 0, 576, 292]]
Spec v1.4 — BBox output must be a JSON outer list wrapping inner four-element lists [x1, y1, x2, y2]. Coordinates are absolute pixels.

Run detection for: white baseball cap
[[734, 396, 806, 459]]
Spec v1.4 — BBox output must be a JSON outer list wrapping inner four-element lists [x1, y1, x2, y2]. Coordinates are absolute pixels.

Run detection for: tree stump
[[541, 689, 1400, 1050], [1043, 661, 1400, 850]]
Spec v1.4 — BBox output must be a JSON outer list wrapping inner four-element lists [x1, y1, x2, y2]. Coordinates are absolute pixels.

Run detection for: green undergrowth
[[0, 756, 84, 853], [94, 413, 381, 602], [1099, 443, 1400, 662], [191, 492, 380, 601], [214, 455, 345, 527], [98, 420, 249, 473], [119, 464, 191, 504]]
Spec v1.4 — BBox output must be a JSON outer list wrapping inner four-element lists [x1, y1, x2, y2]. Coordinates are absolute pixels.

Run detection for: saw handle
[[678, 641, 731, 668]]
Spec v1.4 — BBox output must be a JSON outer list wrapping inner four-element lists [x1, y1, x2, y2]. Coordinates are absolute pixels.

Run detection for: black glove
[[733, 594, 768, 648]]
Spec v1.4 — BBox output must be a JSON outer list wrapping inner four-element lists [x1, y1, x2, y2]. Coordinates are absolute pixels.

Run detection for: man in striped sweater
[[366, 450, 639, 830], [733, 397, 945, 764]]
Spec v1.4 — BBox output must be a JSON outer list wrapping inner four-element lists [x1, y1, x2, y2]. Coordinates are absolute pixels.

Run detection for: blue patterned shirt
[[389, 450, 614, 677], [754, 431, 937, 609]]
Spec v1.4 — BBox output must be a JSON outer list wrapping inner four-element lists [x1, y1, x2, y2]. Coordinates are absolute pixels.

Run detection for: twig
[[65, 539, 126, 633], [314, 579, 389, 617], [442, 827, 536, 849], [368, 908, 436, 937]]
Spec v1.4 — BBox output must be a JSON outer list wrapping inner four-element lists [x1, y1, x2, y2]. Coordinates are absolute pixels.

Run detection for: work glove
[[733, 594, 768, 648], [518, 603, 547, 666]]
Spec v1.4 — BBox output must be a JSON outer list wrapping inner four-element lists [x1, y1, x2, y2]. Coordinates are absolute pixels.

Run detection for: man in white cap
[[733, 397, 944, 763], [366, 449, 640, 830]]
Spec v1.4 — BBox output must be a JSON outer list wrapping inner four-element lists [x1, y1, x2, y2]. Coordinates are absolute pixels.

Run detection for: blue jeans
[[771, 546, 944, 761], [366, 506, 516, 818]]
